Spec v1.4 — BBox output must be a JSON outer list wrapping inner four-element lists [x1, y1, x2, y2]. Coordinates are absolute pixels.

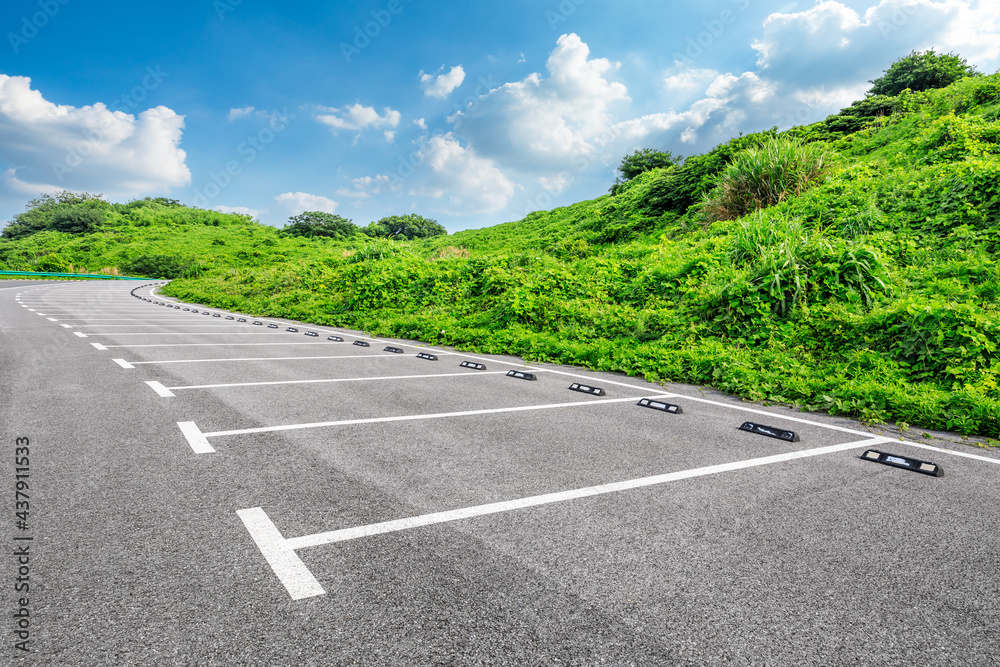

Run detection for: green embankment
[[2, 75, 999, 436]]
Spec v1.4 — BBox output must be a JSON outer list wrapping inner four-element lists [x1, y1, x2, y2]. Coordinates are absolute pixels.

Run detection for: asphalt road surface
[[3, 279, 999, 666]]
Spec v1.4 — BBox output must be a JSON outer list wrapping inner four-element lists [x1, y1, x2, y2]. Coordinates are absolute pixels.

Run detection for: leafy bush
[[363, 214, 446, 240], [701, 138, 829, 222], [868, 49, 979, 97], [122, 254, 194, 279], [280, 212, 359, 239]]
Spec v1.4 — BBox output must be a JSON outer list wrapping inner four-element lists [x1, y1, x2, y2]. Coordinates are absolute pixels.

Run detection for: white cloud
[[272, 191, 338, 218], [414, 117, 427, 130], [406, 134, 516, 214], [213, 205, 260, 217], [228, 106, 255, 121], [0, 75, 189, 201], [384, 130, 396, 143], [315, 104, 401, 139], [451, 33, 629, 171], [420, 65, 466, 99], [753, 0, 1000, 89]]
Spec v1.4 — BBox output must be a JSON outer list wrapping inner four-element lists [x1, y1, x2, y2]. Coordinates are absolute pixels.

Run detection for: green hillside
[[3, 73, 1000, 437]]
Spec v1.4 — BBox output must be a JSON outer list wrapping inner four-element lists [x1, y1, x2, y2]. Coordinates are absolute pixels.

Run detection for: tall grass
[[701, 138, 828, 222]]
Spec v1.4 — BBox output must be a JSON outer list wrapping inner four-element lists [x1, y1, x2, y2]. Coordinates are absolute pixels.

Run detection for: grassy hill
[[3, 74, 999, 437]]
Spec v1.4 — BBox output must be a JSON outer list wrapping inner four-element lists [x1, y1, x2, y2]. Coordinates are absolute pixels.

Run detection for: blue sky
[[1, 0, 998, 232]]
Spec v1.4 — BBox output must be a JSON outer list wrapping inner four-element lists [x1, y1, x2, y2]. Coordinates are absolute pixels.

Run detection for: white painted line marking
[[672, 394, 1000, 465], [73, 331, 88, 338], [103, 342, 350, 348], [177, 422, 215, 454], [245, 436, 888, 599], [131, 353, 407, 366], [27, 309, 35, 311], [36, 312, 46, 316], [75, 324, 252, 328], [112, 358, 135, 369], [80, 332, 315, 336], [288, 437, 891, 551], [204, 393, 676, 438], [237, 508, 325, 600], [46, 317, 58, 321], [895, 439, 1000, 466], [146, 381, 175, 398], [60, 324, 72, 328], [91, 343, 108, 351], [170, 370, 511, 391]]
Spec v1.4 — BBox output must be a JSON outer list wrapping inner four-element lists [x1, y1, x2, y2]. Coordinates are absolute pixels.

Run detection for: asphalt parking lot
[[3, 279, 1000, 665]]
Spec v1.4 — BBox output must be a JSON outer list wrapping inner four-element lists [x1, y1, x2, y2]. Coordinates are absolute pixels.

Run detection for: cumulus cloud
[[406, 134, 516, 214], [0, 75, 189, 201], [420, 65, 466, 99], [450, 33, 628, 170], [272, 191, 338, 218], [315, 104, 401, 141], [753, 0, 1000, 89]]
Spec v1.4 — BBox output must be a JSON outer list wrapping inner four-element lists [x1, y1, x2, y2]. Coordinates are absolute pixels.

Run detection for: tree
[[280, 212, 359, 239], [1, 191, 107, 240], [617, 148, 679, 181], [610, 148, 680, 194], [868, 49, 979, 97], [363, 214, 447, 240]]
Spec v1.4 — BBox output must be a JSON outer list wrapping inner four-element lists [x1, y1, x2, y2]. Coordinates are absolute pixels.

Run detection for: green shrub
[[701, 138, 829, 222]]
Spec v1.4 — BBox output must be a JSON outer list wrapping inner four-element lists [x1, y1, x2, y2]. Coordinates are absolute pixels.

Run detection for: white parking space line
[[103, 342, 351, 348], [177, 421, 215, 454], [146, 381, 176, 398], [674, 393, 1000, 466], [91, 343, 108, 350], [60, 324, 72, 328], [236, 509, 326, 600], [242, 436, 890, 600], [81, 332, 313, 336], [130, 353, 451, 365], [201, 393, 677, 439], [46, 317, 58, 321], [73, 332, 88, 338], [113, 358, 135, 369], [168, 370, 512, 391]]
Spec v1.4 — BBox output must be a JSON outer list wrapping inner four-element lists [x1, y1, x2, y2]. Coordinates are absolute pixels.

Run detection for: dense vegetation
[[3, 68, 999, 437]]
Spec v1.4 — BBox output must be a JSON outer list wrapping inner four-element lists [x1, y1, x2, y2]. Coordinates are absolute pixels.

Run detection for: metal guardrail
[[0, 270, 148, 280]]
